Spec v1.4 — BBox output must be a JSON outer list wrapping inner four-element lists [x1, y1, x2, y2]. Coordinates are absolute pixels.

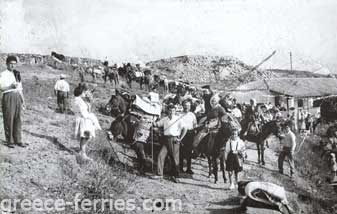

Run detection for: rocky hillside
[[146, 55, 260, 84], [146, 55, 328, 89]]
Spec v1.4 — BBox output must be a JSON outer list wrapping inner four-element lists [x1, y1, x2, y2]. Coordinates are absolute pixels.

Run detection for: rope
[[295, 132, 308, 154], [151, 117, 154, 173]]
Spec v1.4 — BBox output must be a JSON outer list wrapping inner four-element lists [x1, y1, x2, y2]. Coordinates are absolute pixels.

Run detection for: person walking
[[103, 61, 109, 84], [224, 128, 246, 189], [278, 121, 296, 178], [73, 84, 101, 162], [54, 74, 70, 113], [0, 55, 27, 148], [298, 109, 306, 134], [153, 104, 187, 183], [78, 66, 85, 82]]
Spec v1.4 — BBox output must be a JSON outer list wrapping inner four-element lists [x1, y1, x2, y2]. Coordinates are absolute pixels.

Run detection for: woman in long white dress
[[73, 84, 101, 161]]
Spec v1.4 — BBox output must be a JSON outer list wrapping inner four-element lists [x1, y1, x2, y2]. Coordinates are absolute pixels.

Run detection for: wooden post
[[290, 52, 293, 71]]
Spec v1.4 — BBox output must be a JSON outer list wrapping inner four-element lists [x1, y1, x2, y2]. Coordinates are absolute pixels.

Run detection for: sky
[[0, 0, 336, 73]]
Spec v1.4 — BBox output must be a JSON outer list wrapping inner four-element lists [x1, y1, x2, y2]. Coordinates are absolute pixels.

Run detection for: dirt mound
[[146, 55, 274, 88]]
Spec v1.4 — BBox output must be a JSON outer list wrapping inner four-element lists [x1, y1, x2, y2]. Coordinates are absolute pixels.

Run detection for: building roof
[[235, 78, 337, 98], [230, 90, 275, 104]]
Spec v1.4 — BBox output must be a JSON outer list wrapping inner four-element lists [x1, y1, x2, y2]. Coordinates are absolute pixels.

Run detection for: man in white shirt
[[278, 121, 297, 178], [54, 74, 70, 113], [153, 104, 187, 182], [179, 99, 197, 174], [0, 56, 27, 148]]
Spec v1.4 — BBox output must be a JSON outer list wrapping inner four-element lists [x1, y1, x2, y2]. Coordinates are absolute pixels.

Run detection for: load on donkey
[[107, 90, 163, 175]]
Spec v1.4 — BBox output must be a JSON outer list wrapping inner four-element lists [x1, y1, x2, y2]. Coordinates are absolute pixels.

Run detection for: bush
[[320, 97, 337, 122]]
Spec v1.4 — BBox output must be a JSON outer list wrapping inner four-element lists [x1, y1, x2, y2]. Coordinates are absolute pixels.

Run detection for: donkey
[[240, 120, 283, 165]]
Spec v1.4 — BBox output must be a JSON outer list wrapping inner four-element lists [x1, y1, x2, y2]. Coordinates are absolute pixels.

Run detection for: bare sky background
[[0, 0, 336, 73]]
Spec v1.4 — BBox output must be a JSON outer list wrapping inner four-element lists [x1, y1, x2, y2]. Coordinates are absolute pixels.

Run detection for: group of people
[[0, 55, 301, 189]]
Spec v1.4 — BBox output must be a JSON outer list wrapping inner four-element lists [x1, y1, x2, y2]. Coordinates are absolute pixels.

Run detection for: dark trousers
[[57, 91, 68, 113], [131, 142, 146, 172], [278, 146, 295, 175], [2, 92, 22, 145], [157, 136, 180, 176], [79, 73, 85, 82], [180, 130, 194, 171]]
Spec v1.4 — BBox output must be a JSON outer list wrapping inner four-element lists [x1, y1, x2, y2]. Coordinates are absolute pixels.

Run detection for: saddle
[[247, 121, 261, 136]]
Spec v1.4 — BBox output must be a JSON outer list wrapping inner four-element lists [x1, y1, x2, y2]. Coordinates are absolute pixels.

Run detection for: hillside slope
[[147, 55, 328, 89]]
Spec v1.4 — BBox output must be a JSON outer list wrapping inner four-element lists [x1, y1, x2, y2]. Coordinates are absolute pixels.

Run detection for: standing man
[[103, 61, 109, 84], [201, 85, 214, 115], [111, 63, 119, 86], [77, 65, 85, 82], [179, 99, 197, 174], [54, 74, 70, 113], [278, 121, 296, 178], [0, 56, 27, 148], [153, 104, 187, 183]]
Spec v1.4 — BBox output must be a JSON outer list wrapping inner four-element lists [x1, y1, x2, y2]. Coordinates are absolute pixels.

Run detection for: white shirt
[[54, 79, 70, 92], [181, 112, 197, 131], [225, 138, 245, 154], [156, 115, 185, 137], [231, 108, 242, 119], [281, 131, 296, 150], [0, 69, 23, 94]]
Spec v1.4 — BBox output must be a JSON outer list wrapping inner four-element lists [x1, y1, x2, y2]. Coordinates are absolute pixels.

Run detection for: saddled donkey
[[105, 92, 135, 117], [192, 114, 236, 184], [109, 114, 140, 143], [142, 69, 153, 91], [240, 120, 283, 165]]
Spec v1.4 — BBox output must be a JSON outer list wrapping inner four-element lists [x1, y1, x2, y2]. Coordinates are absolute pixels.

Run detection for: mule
[[105, 93, 133, 117], [240, 120, 283, 165], [192, 115, 236, 184], [109, 114, 140, 143]]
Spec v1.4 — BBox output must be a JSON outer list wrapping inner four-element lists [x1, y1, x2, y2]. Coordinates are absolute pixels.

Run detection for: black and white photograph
[[0, 0, 337, 213]]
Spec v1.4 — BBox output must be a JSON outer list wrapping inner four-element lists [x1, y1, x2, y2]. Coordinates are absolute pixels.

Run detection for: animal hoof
[[262, 162, 266, 165]]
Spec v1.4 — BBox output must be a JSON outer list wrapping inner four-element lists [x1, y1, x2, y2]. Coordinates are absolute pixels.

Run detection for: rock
[[245, 207, 282, 214]]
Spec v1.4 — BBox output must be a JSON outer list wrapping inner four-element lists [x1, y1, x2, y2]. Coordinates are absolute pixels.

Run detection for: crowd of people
[[1, 54, 336, 193]]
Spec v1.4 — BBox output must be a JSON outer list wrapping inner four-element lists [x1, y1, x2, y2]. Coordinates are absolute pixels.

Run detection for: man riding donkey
[[191, 93, 242, 184], [242, 98, 263, 139]]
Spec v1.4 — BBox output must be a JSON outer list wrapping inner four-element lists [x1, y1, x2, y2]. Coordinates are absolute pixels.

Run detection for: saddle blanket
[[134, 71, 144, 78], [133, 95, 162, 116]]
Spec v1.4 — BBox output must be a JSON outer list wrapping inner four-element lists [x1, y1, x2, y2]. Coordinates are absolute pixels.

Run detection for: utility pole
[[290, 52, 293, 71]]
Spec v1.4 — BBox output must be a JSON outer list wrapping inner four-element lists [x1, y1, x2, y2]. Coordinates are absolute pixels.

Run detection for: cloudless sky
[[0, 0, 336, 73]]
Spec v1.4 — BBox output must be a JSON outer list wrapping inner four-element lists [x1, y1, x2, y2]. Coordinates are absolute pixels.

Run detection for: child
[[225, 128, 246, 189]]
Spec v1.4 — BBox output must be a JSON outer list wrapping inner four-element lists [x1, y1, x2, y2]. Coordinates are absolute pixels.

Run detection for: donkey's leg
[[212, 156, 219, 184], [257, 143, 261, 165], [207, 156, 212, 178], [261, 141, 266, 165], [220, 153, 227, 183]]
